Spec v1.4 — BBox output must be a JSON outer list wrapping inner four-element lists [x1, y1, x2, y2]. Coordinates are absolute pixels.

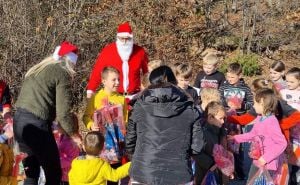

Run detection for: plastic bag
[[288, 123, 300, 166], [212, 144, 234, 176], [249, 136, 264, 160], [93, 98, 126, 163], [247, 168, 275, 185], [203, 171, 218, 185]]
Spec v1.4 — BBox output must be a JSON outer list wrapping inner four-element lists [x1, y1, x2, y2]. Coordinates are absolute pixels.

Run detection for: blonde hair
[[173, 63, 193, 79], [25, 56, 75, 78], [204, 101, 225, 119], [101, 66, 120, 80], [148, 60, 163, 71], [203, 53, 220, 65], [200, 88, 221, 110]]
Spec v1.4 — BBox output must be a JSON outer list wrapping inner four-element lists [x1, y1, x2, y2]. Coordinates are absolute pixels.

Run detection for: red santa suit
[[87, 22, 148, 95]]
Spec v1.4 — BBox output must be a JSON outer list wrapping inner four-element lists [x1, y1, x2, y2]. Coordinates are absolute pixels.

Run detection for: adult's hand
[[71, 133, 82, 149]]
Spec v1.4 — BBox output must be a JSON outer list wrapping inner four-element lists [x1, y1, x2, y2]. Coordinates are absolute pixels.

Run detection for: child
[[55, 114, 80, 185], [280, 67, 300, 111], [199, 88, 221, 112], [269, 61, 286, 92], [147, 59, 164, 72], [230, 88, 287, 183], [219, 62, 253, 180], [194, 53, 225, 89], [280, 67, 300, 185], [0, 80, 12, 116], [173, 63, 199, 104], [194, 101, 226, 184], [219, 62, 253, 115], [68, 131, 130, 185], [82, 66, 127, 185], [83, 66, 127, 130]]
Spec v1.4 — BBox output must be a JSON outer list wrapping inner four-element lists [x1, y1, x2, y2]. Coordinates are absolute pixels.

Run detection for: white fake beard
[[116, 38, 134, 62]]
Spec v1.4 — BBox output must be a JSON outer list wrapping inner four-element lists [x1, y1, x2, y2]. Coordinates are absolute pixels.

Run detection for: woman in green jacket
[[13, 41, 81, 185]]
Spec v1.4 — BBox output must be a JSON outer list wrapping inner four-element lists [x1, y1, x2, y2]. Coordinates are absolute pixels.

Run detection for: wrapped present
[[212, 144, 234, 177], [249, 136, 264, 160]]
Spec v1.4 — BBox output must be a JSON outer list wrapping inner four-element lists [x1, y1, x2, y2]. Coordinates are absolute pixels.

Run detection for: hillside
[[0, 0, 299, 109]]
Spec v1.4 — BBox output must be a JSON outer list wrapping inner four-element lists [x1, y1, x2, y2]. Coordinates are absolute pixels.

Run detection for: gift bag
[[247, 168, 275, 185], [203, 171, 218, 185], [201, 165, 218, 185], [249, 136, 264, 160], [213, 144, 234, 177], [288, 123, 300, 166]]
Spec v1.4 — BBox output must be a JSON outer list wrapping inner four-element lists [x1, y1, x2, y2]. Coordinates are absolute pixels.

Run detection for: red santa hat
[[53, 41, 78, 64], [117, 22, 133, 38]]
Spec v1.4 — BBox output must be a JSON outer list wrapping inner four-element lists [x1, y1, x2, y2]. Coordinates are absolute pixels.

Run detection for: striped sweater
[[219, 79, 253, 115]]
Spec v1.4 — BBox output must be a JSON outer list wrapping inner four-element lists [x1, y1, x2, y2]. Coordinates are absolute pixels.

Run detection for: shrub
[[220, 53, 260, 76]]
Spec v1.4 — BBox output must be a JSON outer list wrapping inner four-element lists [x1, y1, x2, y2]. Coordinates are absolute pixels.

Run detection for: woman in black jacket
[[126, 66, 205, 185]]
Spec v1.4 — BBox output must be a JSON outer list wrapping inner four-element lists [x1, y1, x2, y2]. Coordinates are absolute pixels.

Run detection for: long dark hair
[[149, 65, 177, 86]]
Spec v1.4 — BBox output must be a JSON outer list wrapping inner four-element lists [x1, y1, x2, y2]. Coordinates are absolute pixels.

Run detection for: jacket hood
[[137, 84, 193, 118]]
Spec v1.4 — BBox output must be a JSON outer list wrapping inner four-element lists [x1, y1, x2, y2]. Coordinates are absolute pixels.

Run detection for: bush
[[220, 53, 260, 76]]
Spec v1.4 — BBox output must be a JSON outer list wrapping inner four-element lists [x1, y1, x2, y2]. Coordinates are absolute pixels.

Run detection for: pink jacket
[[58, 134, 80, 182], [234, 115, 287, 171]]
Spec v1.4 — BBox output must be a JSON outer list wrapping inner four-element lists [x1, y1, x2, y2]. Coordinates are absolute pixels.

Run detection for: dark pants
[[234, 125, 253, 180], [13, 108, 61, 185], [289, 165, 300, 185]]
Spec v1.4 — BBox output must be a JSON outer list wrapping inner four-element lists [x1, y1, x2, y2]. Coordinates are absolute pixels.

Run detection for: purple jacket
[[58, 134, 80, 182], [234, 115, 287, 171]]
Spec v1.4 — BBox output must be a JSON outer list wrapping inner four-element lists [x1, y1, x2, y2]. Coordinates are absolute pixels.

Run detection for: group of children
[[0, 53, 300, 185]]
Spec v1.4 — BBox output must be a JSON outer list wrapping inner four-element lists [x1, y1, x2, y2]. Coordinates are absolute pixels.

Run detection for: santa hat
[[117, 22, 133, 38], [53, 41, 78, 65]]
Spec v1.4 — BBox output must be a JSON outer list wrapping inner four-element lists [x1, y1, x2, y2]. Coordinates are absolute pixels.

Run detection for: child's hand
[[258, 157, 266, 166], [227, 135, 235, 141], [91, 123, 100, 131], [3, 122, 14, 139], [71, 133, 82, 149]]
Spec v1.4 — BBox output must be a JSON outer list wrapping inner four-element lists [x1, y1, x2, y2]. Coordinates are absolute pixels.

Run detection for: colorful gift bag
[[203, 171, 218, 185], [249, 136, 264, 160], [213, 144, 234, 177], [288, 123, 300, 166]]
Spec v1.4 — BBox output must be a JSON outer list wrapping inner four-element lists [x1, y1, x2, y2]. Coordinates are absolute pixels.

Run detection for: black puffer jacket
[[126, 84, 205, 185]]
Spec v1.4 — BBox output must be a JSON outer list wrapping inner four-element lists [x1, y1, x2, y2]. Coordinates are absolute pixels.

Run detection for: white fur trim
[[53, 46, 61, 60], [117, 32, 133, 38]]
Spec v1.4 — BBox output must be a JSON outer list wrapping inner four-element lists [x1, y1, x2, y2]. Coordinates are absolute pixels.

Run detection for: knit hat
[[117, 22, 133, 38], [53, 41, 78, 64]]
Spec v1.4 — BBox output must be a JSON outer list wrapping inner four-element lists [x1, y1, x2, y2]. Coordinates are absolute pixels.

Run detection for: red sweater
[[87, 43, 148, 94]]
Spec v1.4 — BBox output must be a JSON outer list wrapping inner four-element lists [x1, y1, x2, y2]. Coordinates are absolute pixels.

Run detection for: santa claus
[[86, 22, 149, 98]]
